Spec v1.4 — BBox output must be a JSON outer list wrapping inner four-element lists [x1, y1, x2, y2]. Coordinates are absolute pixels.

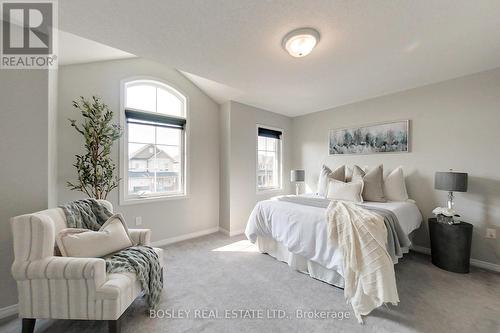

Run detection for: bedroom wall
[[221, 101, 294, 234], [292, 68, 500, 266], [0, 69, 53, 309], [48, 69, 59, 207], [57, 58, 220, 243]]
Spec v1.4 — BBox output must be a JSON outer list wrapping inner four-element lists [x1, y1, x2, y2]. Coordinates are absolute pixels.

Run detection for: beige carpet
[[1, 232, 499, 333]]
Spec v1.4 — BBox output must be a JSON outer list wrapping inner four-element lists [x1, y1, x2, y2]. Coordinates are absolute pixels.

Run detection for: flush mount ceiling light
[[282, 27, 320, 58]]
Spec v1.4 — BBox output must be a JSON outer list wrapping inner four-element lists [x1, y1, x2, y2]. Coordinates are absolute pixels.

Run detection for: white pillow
[[384, 167, 409, 201], [56, 214, 134, 258], [317, 165, 345, 197], [327, 179, 364, 203]]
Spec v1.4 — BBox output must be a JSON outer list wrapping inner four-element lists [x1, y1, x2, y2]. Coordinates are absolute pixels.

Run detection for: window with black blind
[[257, 126, 282, 190]]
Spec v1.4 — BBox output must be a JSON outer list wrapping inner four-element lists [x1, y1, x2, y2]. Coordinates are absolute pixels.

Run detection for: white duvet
[[245, 195, 422, 276]]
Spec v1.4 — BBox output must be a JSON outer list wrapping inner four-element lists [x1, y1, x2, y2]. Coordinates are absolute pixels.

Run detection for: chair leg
[[22, 318, 36, 333], [108, 318, 121, 333]]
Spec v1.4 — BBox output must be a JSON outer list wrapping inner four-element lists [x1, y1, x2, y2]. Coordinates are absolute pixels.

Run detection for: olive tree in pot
[[67, 96, 122, 200]]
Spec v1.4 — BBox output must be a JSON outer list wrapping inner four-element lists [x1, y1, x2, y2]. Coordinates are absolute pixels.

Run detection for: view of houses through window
[[128, 126, 182, 195], [124, 80, 186, 199]]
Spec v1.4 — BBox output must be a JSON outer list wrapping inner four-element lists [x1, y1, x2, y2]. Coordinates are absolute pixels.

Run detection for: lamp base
[[447, 191, 455, 209], [295, 183, 300, 196]]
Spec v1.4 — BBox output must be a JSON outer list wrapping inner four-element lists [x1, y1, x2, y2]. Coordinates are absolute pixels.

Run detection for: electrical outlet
[[135, 216, 142, 226], [486, 228, 496, 239]]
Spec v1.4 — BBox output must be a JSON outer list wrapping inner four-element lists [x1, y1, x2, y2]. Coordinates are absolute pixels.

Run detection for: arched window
[[121, 79, 187, 202]]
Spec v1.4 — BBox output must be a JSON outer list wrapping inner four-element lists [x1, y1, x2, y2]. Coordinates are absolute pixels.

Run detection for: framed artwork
[[329, 120, 409, 155]]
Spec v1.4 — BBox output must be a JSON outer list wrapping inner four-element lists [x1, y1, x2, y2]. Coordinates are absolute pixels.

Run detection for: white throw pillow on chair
[[56, 214, 134, 258]]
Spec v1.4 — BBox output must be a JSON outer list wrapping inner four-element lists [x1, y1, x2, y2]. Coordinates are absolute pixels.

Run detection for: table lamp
[[290, 170, 305, 195], [434, 170, 468, 209]]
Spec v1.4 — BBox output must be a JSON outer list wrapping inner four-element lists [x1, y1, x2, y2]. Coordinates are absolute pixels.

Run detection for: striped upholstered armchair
[[10, 200, 164, 333]]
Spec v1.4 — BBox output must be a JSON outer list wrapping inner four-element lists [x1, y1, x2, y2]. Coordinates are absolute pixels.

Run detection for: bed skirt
[[255, 236, 345, 288]]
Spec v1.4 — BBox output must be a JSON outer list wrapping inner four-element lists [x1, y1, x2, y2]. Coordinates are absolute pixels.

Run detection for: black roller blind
[[125, 109, 186, 130], [258, 127, 282, 139]]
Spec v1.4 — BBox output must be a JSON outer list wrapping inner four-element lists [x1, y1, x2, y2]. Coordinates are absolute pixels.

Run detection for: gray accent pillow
[[346, 165, 368, 182], [352, 165, 386, 202], [345, 166, 353, 182]]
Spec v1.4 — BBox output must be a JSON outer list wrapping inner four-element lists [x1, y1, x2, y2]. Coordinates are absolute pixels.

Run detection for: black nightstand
[[429, 218, 473, 273]]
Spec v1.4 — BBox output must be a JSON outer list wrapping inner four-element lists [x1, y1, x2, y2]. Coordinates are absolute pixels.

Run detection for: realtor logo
[[1, 1, 57, 68]]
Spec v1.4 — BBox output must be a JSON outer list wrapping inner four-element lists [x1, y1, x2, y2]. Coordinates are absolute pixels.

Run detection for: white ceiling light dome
[[282, 27, 320, 58]]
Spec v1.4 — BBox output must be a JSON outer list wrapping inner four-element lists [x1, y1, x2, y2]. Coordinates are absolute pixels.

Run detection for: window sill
[[256, 188, 283, 195], [120, 193, 188, 206]]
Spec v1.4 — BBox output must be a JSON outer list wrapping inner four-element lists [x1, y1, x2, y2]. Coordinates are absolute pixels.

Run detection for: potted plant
[[67, 96, 122, 200]]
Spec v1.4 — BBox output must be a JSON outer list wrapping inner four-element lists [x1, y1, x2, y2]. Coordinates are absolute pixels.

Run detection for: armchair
[[10, 200, 164, 333]]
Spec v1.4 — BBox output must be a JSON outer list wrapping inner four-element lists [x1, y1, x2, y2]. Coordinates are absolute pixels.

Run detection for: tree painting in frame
[[329, 120, 409, 155]]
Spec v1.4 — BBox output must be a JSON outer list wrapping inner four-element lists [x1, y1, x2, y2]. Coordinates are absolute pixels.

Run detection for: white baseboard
[[229, 229, 245, 237], [0, 304, 17, 319], [410, 245, 431, 255], [470, 258, 500, 272], [410, 245, 500, 273], [219, 227, 245, 237], [151, 227, 219, 247]]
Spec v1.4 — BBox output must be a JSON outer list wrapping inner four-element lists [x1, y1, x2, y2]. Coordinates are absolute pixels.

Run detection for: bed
[[245, 194, 423, 288]]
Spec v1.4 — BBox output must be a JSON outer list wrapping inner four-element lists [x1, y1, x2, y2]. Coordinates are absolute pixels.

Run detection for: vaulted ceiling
[[59, 0, 500, 116], [59, 31, 134, 66]]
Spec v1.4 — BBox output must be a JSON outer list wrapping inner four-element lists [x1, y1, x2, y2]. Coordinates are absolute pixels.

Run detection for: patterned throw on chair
[[60, 199, 163, 309]]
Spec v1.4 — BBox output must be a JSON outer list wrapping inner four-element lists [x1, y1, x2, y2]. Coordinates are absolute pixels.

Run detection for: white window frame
[[119, 77, 189, 205], [256, 124, 283, 193]]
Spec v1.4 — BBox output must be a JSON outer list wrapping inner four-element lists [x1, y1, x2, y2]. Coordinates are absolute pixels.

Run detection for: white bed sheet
[[245, 195, 423, 276], [360, 201, 423, 236]]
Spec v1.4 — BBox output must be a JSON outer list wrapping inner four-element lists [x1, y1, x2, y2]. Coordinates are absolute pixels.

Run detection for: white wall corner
[[229, 229, 245, 237], [218, 227, 230, 236], [218, 227, 245, 237]]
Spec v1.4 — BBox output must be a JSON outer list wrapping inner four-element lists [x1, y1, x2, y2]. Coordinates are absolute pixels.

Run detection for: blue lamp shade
[[434, 172, 468, 192], [291, 169, 305, 182]]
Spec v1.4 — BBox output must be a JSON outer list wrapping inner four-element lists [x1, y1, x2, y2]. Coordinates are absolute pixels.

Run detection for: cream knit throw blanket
[[326, 200, 399, 323]]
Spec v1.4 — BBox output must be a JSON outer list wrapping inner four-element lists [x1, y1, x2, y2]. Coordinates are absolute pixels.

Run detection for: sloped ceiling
[[59, 31, 135, 66]]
